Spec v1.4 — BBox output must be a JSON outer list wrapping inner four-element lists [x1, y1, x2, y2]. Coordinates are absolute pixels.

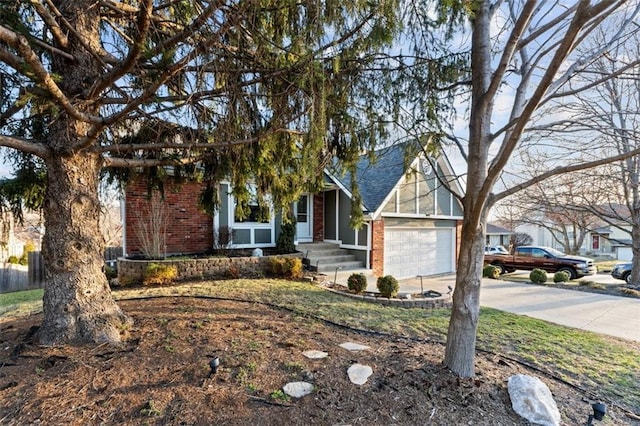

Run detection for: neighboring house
[[0, 211, 41, 262], [485, 223, 512, 248], [123, 143, 464, 279], [515, 205, 632, 259]]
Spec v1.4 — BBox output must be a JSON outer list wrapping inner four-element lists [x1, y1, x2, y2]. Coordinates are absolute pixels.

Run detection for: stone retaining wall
[[117, 253, 303, 284], [322, 287, 452, 309]]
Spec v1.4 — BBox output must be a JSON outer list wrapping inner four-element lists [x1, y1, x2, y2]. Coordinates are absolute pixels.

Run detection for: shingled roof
[[329, 144, 410, 213]]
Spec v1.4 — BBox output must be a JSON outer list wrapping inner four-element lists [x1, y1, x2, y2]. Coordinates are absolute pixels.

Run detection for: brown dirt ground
[[0, 296, 638, 425]]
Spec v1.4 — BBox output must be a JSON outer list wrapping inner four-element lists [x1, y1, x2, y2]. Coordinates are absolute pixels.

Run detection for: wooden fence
[[0, 247, 123, 294], [0, 264, 30, 294]]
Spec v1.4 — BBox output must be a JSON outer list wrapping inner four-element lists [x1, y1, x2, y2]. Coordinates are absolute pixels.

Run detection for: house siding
[[125, 179, 213, 256]]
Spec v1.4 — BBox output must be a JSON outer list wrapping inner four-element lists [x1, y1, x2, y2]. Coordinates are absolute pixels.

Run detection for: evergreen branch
[[0, 45, 24, 71], [87, 0, 154, 98], [0, 25, 105, 125], [103, 155, 204, 168], [0, 136, 50, 158], [31, 0, 69, 47]]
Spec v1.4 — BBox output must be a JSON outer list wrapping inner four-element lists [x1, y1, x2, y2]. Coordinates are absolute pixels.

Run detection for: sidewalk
[[331, 270, 640, 342]]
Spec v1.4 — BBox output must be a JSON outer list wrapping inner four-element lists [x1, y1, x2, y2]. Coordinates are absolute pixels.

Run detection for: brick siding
[[370, 218, 384, 276], [125, 178, 213, 256], [313, 193, 324, 242]]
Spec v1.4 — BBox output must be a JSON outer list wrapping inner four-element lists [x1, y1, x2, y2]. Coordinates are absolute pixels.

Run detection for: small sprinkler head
[[209, 356, 220, 377]]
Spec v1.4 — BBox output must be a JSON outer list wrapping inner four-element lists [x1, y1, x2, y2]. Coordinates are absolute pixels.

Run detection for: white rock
[[347, 364, 373, 385], [302, 350, 329, 359], [251, 248, 263, 257], [283, 381, 314, 398], [508, 374, 561, 426], [339, 342, 370, 351]]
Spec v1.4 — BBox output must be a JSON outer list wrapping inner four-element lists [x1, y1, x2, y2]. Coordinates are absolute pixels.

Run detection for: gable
[[380, 162, 463, 218], [327, 142, 464, 219]]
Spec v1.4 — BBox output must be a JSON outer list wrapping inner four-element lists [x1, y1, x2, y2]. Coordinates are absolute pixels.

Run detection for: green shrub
[[529, 269, 547, 284], [347, 273, 368, 294], [104, 265, 118, 280], [553, 271, 570, 283], [143, 263, 178, 286], [18, 241, 36, 266], [276, 219, 297, 253], [377, 275, 399, 298], [7, 255, 19, 264], [267, 257, 303, 279], [483, 265, 500, 279]]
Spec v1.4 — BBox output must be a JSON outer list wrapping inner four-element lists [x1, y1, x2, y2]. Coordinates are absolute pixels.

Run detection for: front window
[[234, 185, 269, 223]]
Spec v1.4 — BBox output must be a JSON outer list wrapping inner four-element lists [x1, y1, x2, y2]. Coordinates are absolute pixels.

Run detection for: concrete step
[[316, 260, 365, 273], [297, 242, 365, 273], [307, 254, 359, 264]]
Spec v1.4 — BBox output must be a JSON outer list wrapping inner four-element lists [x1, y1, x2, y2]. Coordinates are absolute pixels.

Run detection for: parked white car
[[484, 245, 509, 255]]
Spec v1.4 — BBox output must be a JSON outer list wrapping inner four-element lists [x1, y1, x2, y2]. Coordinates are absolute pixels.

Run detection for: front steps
[[296, 242, 365, 273]]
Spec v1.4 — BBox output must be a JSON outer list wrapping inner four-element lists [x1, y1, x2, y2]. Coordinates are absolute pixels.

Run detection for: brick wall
[[370, 218, 384, 276], [125, 178, 213, 256], [313, 193, 324, 242]]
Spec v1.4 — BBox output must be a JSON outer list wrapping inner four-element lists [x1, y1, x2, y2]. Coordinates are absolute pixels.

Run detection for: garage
[[383, 228, 455, 279], [616, 246, 632, 261]]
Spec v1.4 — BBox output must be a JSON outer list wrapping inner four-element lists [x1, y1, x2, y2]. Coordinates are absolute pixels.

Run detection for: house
[[123, 143, 464, 279], [514, 203, 633, 259], [485, 223, 513, 249]]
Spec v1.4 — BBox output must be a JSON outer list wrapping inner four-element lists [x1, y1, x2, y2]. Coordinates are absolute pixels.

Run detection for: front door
[[295, 194, 313, 242]]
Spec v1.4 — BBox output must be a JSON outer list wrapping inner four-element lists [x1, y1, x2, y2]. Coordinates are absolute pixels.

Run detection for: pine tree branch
[[0, 136, 51, 158], [0, 25, 105, 125], [87, 0, 154, 98], [31, 0, 69, 47]]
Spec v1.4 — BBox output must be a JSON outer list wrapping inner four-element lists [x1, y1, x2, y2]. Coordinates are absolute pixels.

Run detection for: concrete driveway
[[335, 271, 640, 342]]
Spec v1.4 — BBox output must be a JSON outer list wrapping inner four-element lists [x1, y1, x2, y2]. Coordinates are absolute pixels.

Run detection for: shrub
[[377, 275, 399, 298], [143, 262, 178, 286], [529, 269, 547, 284], [7, 255, 19, 264], [213, 226, 233, 252], [483, 265, 500, 279], [347, 273, 368, 294], [553, 271, 570, 283], [276, 219, 297, 253], [267, 257, 303, 279], [104, 265, 118, 280]]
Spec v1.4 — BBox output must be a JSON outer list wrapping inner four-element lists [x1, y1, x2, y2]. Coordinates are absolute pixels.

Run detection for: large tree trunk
[[443, 1, 493, 377], [443, 219, 487, 377], [39, 152, 131, 345]]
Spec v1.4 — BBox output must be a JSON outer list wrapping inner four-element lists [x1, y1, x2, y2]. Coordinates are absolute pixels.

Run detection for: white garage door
[[617, 247, 632, 261], [384, 228, 454, 279]]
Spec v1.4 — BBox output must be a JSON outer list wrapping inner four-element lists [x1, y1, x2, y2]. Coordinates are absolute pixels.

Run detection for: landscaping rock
[[347, 364, 373, 385], [338, 342, 370, 351], [302, 350, 329, 359], [508, 374, 561, 426], [283, 381, 314, 398]]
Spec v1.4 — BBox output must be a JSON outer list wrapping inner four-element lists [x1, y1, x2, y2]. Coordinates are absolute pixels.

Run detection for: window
[[296, 195, 308, 223], [234, 185, 269, 223]]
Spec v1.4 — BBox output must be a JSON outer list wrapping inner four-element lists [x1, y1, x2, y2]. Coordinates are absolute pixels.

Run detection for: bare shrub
[[132, 192, 169, 259], [213, 226, 233, 252]]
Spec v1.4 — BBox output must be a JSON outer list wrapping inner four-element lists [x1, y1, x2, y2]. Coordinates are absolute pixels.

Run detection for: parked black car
[[611, 262, 632, 284]]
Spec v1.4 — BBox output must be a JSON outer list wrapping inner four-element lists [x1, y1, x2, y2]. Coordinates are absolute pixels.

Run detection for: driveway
[[336, 271, 640, 342]]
